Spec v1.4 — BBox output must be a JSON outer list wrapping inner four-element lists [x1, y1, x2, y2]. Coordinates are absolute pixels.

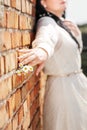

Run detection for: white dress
[[32, 17, 87, 130]]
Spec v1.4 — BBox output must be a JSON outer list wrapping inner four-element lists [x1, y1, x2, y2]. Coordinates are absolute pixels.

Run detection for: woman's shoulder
[[37, 16, 57, 27]]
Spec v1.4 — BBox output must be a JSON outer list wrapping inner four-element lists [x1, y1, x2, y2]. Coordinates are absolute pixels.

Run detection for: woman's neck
[[46, 9, 63, 18]]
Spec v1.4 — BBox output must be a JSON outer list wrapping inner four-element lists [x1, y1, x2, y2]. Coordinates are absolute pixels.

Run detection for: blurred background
[[66, 0, 87, 76]]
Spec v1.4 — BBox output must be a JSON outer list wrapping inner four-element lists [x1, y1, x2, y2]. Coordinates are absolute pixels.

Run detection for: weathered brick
[[4, 121, 12, 130], [4, 0, 10, 6], [27, 93, 30, 109], [0, 6, 6, 27], [27, 17, 32, 30], [30, 18, 35, 30], [22, 0, 26, 13], [11, 0, 16, 8], [15, 89, 21, 110], [1, 31, 11, 51], [30, 102, 36, 121], [32, 110, 40, 130], [29, 3, 32, 15], [0, 104, 9, 129], [22, 32, 30, 46], [19, 15, 28, 30], [26, 0, 30, 14], [16, 0, 21, 10], [21, 83, 29, 100], [0, 31, 3, 51], [0, 56, 4, 76], [11, 31, 22, 48], [0, 77, 12, 101], [7, 94, 16, 118], [14, 11, 19, 29], [7, 11, 15, 28], [30, 89, 35, 103], [0, 1, 41, 130], [12, 114, 18, 130], [22, 111, 30, 130], [23, 100, 28, 116], [4, 51, 17, 73], [12, 73, 23, 89], [18, 105, 24, 125]]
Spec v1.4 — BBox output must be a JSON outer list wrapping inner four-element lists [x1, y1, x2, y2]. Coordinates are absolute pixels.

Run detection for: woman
[[18, 0, 87, 130]]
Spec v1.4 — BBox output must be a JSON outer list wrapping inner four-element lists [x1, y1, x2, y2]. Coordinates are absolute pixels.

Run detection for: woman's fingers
[[18, 49, 31, 53], [36, 62, 45, 76], [20, 54, 36, 65], [18, 51, 34, 62], [18, 48, 48, 71], [28, 59, 40, 66]]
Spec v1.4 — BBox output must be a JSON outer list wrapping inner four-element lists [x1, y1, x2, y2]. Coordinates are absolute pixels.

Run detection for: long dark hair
[[33, 0, 45, 32]]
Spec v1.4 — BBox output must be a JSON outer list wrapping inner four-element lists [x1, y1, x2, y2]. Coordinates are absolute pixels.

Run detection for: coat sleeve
[[32, 17, 59, 58]]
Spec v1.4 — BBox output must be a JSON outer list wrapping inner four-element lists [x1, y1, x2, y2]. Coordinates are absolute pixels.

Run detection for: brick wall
[[0, 0, 41, 130]]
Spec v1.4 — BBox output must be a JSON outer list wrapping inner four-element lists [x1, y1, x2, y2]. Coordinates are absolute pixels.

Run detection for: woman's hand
[[63, 20, 81, 36], [18, 48, 48, 76]]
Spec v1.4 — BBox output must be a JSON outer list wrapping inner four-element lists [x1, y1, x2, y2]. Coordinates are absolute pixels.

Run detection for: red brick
[[27, 94, 30, 109], [16, 0, 21, 10], [0, 10, 6, 27], [12, 114, 18, 130], [12, 73, 23, 89], [1, 31, 11, 51], [4, 51, 17, 73], [0, 77, 12, 100], [0, 31, 3, 51], [34, 84, 40, 98], [30, 18, 35, 30], [22, 111, 30, 130], [0, 1, 41, 129], [22, 0, 26, 13], [14, 12, 19, 29], [11, 0, 16, 8], [0, 56, 4, 76], [7, 94, 16, 118], [15, 89, 21, 110], [21, 83, 29, 100], [23, 100, 28, 116], [30, 89, 35, 103], [0, 104, 9, 129], [19, 15, 28, 30], [17, 126, 22, 130], [11, 31, 22, 48], [26, 80, 34, 92], [4, 0, 10, 6], [4, 121, 12, 130], [29, 3, 32, 15], [30, 103, 36, 121], [7, 11, 15, 28], [18, 105, 24, 125], [26, 0, 30, 14], [27, 17, 31, 30], [34, 96, 39, 110], [32, 110, 40, 130], [22, 32, 30, 46]]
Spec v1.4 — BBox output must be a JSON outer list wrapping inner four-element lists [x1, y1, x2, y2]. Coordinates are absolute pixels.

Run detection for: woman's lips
[[60, 1, 66, 5]]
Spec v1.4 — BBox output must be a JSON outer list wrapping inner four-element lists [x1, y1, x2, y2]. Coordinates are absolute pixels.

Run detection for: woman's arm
[[18, 17, 58, 75]]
